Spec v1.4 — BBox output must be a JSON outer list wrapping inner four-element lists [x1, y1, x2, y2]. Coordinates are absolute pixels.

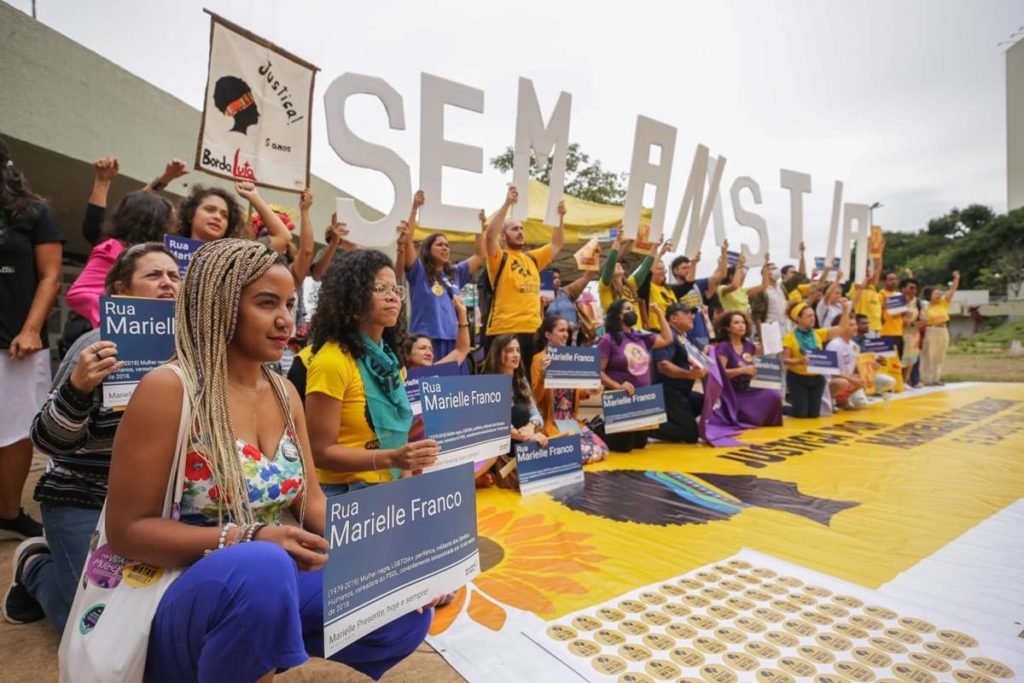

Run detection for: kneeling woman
[[305, 250, 441, 495], [104, 240, 430, 681], [782, 299, 851, 418], [597, 300, 673, 452], [530, 316, 608, 464]]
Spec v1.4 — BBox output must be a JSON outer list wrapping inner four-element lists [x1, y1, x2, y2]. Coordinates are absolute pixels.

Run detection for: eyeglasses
[[371, 283, 407, 301]]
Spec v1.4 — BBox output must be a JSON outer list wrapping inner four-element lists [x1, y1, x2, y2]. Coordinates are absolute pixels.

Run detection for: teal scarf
[[355, 334, 413, 453], [794, 327, 820, 355]]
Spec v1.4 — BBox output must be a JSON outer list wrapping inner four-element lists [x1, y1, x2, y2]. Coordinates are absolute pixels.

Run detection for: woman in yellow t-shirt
[[598, 230, 656, 321], [782, 299, 851, 418], [920, 271, 959, 386], [305, 249, 440, 496]]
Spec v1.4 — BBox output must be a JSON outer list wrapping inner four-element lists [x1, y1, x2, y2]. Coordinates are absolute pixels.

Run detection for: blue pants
[[23, 502, 100, 634], [145, 542, 431, 682]]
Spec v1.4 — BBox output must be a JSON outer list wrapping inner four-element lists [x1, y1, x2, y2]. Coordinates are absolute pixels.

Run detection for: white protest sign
[[197, 12, 317, 193], [419, 73, 484, 234], [622, 116, 677, 240], [512, 77, 572, 226], [324, 73, 411, 247]]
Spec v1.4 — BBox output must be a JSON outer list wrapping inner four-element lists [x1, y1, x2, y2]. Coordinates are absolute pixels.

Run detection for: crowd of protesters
[[0, 140, 963, 679]]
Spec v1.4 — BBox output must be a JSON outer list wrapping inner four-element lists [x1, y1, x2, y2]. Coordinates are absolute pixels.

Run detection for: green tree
[[490, 143, 628, 205]]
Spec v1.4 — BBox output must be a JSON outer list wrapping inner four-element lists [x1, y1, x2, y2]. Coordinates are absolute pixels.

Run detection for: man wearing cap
[[652, 303, 707, 443]]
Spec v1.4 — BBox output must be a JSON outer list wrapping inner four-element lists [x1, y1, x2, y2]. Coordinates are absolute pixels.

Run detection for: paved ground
[[0, 453, 465, 682]]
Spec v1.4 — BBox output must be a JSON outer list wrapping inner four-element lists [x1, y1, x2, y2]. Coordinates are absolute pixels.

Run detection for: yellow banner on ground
[[415, 179, 650, 245]]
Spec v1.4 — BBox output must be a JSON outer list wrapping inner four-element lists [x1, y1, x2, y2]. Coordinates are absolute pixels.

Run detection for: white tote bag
[[58, 365, 191, 683]]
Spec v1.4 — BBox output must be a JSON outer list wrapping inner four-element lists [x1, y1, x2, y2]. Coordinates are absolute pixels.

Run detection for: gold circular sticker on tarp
[[802, 585, 833, 598], [745, 589, 774, 602], [686, 614, 719, 631], [727, 559, 753, 570], [683, 594, 712, 609], [645, 659, 683, 680], [592, 654, 628, 676], [668, 645, 705, 667], [666, 622, 699, 640], [701, 587, 728, 601], [736, 572, 762, 585], [833, 660, 877, 682], [642, 633, 674, 651], [891, 663, 937, 683], [770, 599, 803, 614], [756, 668, 796, 683], [868, 636, 908, 655], [122, 562, 164, 588], [789, 592, 817, 606], [815, 676, 853, 683], [884, 626, 923, 645], [715, 626, 748, 645], [797, 644, 836, 664], [965, 657, 1015, 679], [661, 602, 691, 618], [641, 611, 670, 627], [546, 624, 578, 641], [817, 604, 851, 619], [777, 656, 817, 678], [802, 610, 834, 626], [764, 631, 799, 648], [619, 599, 647, 613], [727, 596, 756, 611], [598, 607, 627, 622], [907, 652, 952, 673], [639, 591, 667, 605], [937, 630, 979, 649], [658, 583, 684, 596], [751, 567, 778, 579], [695, 571, 721, 583], [745, 640, 782, 659], [620, 619, 649, 636], [722, 652, 760, 672], [922, 641, 965, 660], [782, 618, 817, 637], [851, 646, 892, 668], [721, 580, 747, 593], [699, 663, 738, 683], [951, 670, 998, 683], [572, 615, 602, 631], [618, 643, 654, 662], [618, 673, 656, 683], [864, 605, 898, 620], [850, 614, 885, 631], [776, 575, 804, 588], [708, 605, 739, 620], [760, 583, 790, 597], [898, 616, 936, 634], [736, 617, 768, 633], [595, 628, 627, 646], [753, 607, 786, 623], [693, 636, 728, 655], [815, 632, 854, 651], [834, 623, 870, 639], [567, 639, 601, 658], [833, 595, 865, 609], [678, 578, 705, 590], [713, 564, 738, 575]]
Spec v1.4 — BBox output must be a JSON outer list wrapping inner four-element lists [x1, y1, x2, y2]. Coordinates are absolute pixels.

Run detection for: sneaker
[[0, 509, 44, 541], [2, 537, 49, 624]]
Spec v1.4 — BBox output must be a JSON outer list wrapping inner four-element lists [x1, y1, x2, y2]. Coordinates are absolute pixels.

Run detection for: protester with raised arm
[[920, 271, 960, 386], [81, 157, 188, 246], [717, 253, 769, 315], [599, 230, 655, 315]]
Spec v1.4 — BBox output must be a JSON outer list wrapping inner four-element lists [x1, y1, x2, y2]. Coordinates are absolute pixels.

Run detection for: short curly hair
[[310, 249, 404, 359], [177, 184, 244, 240], [714, 310, 752, 341], [105, 191, 174, 245]]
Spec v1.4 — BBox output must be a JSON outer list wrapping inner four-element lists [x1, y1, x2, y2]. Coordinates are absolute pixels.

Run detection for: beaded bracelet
[[243, 523, 266, 543], [204, 522, 238, 556]]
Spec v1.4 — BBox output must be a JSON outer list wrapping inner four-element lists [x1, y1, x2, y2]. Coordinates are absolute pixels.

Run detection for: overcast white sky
[[7, 0, 1022, 265]]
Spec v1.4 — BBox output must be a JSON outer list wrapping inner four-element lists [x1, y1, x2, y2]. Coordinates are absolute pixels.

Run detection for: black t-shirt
[[653, 328, 695, 394], [0, 203, 64, 349]]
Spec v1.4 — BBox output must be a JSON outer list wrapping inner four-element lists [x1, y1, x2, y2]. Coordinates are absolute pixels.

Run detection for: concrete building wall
[[1009, 38, 1024, 211]]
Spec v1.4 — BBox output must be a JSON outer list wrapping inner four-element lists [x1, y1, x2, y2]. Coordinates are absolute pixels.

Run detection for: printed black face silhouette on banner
[[214, 76, 260, 134], [550, 470, 858, 527]]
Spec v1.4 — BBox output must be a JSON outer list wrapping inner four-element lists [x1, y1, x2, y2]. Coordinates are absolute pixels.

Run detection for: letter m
[[672, 145, 727, 256]]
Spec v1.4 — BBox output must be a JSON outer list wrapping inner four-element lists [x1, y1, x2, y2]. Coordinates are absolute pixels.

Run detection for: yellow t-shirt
[[295, 345, 314, 368], [305, 342, 391, 485], [782, 328, 830, 376], [718, 285, 750, 314], [486, 244, 553, 335], [880, 289, 904, 337], [926, 300, 950, 325], [646, 281, 678, 331], [599, 276, 639, 313], [853, 286, 883, 332]]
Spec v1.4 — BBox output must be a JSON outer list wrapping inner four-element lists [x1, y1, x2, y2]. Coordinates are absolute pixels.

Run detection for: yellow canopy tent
[[414, 179, 651, 246]]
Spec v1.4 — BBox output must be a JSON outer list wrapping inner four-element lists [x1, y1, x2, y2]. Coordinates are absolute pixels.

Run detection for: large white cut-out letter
[[706, 156, 728, 249], [841, 202, 871, 281], [825, 180, 844, 264], [730, 177, 769, 267], [324, 73, 410, 247], [780, 169, 812, 259], [513, 77, 572, 225], [419, 73, 484, 233], [673, 145, 726, 256], [622, 116, 677, 240]]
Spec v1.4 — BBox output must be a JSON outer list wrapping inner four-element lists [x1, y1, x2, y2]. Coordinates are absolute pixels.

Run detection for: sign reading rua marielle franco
[[601, 385, 667, 433], [98, 297, 176, 409], [544, 346, 601, 389], [163, 234, 204, 278], [322, 464, 479, 657], [420, 374, 512, 472], [515, 434, 584, 495]]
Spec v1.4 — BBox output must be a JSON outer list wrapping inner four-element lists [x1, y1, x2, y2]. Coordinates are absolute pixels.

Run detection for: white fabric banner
[[196, 13, 317, 193]]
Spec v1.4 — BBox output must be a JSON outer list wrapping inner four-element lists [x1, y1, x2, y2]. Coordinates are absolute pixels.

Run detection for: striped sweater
[[31, 330, 118, 509]]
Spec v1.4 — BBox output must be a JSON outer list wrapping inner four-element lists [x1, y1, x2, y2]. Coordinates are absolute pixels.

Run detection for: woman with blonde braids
[[103, 239, 431, 681]]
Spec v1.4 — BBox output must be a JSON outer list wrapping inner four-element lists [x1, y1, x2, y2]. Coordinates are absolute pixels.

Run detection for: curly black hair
[[0, 138, 45, 228], [417, 233, 456, 285], [310, 249, 404, 359], [104, 191, 174, 245], [714, 310, 752, 341], [604, 299, 630, 343], [177, 185, 243, 240]]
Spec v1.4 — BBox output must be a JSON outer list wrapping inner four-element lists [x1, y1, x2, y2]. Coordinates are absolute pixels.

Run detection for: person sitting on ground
[[65, 191, 175, 329], [101, 238, 431, 680], [920, 271, 960, 386], [305, 249, 440, 496], [4, 244, 180, 630], [652, 303, 707, 444], [782, 298, 852, 418], [825, 313, 869, 410], [530, 316, 608, 464], [483, 186, 565, 372], [597, 300, 674, 452], [598, 230, 656, 323], [481, 334, 547, 488], [400, 190, 485, 373]]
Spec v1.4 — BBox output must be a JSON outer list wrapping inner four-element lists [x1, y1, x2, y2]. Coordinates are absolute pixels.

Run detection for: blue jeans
[[146, 542, 431, 681], [23, 503, 101, 634], [320, 481, 372, 498]]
